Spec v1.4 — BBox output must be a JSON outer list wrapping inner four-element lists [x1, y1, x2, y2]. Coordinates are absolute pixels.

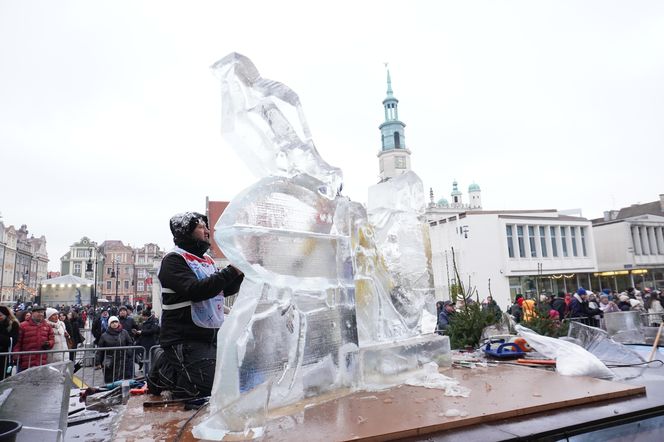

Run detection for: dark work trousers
[[162, 342, 217, 398]]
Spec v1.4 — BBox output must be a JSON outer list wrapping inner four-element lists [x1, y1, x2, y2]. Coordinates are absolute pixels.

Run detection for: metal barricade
[[641, 312, 664, 327], [563, 316, 603, 329], [0, 345, 147, 388]]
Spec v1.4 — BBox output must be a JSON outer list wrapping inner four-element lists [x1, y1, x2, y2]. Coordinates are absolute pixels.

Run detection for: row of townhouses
[[57, 237, 165, 307], [0, 222, 49, 304]]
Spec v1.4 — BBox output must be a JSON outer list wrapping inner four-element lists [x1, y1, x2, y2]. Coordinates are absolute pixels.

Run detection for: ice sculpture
[[193, 53, 451, 440]]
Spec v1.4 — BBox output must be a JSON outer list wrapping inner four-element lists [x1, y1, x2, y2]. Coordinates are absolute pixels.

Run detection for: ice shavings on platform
[[193, 53, 454, 440]]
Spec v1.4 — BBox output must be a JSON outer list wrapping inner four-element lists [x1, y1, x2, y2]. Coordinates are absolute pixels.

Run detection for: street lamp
[[110, 257, 121, 306], [86, 247, 99, 307]]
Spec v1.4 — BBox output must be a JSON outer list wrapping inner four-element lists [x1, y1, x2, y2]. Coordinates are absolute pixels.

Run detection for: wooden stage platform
[[113, 364, 646, 441]]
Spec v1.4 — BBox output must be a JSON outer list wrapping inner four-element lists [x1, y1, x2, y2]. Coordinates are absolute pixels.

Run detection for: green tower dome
[[468, 183, 481, 192], [437, 198, 449, 207]]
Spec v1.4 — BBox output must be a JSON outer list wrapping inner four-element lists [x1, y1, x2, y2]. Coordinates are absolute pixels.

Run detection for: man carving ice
[[153, 211, 244, 398]]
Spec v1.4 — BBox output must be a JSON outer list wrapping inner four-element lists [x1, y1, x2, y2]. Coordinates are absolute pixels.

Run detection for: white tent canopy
[[41, 274, 94, 287]]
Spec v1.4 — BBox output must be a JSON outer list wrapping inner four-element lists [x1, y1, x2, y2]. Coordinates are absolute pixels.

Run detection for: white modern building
[[591, 194, 664, 291], [428, 210, 598, 309]]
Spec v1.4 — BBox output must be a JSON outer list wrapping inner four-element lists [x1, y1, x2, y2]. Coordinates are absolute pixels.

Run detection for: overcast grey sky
[[1, 0, 663, 271]]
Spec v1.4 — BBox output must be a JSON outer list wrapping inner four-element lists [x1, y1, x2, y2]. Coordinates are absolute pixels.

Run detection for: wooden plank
[[115, 364, 645, 441], [260, 365, 645, 442]]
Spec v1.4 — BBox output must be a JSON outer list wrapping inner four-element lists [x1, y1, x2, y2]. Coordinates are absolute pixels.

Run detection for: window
[[506, 226, 514, 258], [528, 226, 537, 257], [124, 280, 130, 290], [73, 263, 81, 276], [539, 226, 548, 257], [137, 281, 144, 292], [394, 132, 401, 148], [550, 226, 558, 257], [106, 281, 112, 290], [580, 227, 588, 256], [517, 226, 525, 258], [395, 156, 406, 169], [561, 226, 568, 257], [571, 227, 578, 256]]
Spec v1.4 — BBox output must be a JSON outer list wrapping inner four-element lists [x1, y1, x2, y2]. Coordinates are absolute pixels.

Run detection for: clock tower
[[377, 67, 411, 182]]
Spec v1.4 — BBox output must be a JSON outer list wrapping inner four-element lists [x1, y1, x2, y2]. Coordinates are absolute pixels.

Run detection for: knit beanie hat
[[45, 308, 59, 321], [169, 211, 210, 256], [169, 212, 208, 242], [109, 316, 119, 324]]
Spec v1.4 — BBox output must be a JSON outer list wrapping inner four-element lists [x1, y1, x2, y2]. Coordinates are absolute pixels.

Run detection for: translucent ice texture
[[215, 175, 353, 291], [211, 52, 342, 199], [603, 311, 646, 344], [367, 171, 435, 331], [194, 54, 451, 440], [0, 361, 73, 439]]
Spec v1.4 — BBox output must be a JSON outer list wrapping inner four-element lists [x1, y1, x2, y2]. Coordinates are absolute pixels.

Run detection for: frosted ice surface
[[603, 311, 646, 344], [211, 52, 342, 199], [367, 171, 435, 331], [215, 175, 353, 291], [0, 361, 73, 439], [194, 53, 452, 440]]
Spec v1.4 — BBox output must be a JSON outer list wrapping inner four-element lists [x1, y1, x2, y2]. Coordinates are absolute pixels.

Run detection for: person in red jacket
[[13, 305, 54, 371]]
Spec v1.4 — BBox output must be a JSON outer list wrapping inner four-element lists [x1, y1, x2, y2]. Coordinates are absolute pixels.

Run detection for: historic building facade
[[60, 237, 164, 307], [133, 243, 164, 305], [98, 240, 135, 306], [0, 221, 49, 303], [592, 194, 664, 291], [59, 236, 103, 303]]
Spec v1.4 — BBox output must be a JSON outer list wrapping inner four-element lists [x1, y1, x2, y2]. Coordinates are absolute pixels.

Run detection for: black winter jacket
[[0, 319, 20, 352], [158, 251, 243, 347], [95, 326, 133, 366], [119, 315, 138, 342], [136, 315, 160, 352]]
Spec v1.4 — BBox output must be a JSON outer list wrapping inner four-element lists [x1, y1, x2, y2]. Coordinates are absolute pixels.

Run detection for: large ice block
[[367, 171, 435, 331], [360, 335, 451, 387], [603, 311, 646, 344], [215, 175, 353, 291]]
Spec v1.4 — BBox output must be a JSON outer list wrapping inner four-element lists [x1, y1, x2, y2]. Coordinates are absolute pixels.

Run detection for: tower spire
[[377, 64, 410, 182], [385, 63, 393, 97]]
